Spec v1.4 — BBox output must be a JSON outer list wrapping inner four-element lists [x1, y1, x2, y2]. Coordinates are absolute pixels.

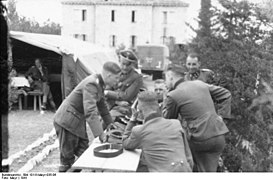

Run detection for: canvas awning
[[10, 31, 119, 98]]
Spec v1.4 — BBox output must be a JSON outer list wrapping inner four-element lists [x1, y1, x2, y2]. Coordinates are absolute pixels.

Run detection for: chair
[[27, 91, 43, 111]]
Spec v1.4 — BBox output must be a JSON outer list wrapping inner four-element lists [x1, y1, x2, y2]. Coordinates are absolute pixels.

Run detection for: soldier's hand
[[99, 132, 108, 143]]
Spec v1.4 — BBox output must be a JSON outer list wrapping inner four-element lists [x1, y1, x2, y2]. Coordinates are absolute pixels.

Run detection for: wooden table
[[71, 138, 142, 172]]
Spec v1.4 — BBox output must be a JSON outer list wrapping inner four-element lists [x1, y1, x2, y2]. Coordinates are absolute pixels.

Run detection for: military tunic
[[105, 69, 143, 117], [106, 69, 143, 103], [162, 79, 231, 172], [53, 74, 113, 167]]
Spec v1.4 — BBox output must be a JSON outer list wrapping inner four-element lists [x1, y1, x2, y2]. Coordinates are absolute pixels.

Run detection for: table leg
[[18, 95, 22, 111], [34, 96, 37, 111], [24, 95, 27, 109]]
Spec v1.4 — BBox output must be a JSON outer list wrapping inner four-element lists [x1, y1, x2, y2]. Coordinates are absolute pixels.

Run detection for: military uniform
[[185, 69, 215, 84], [105, 68, 143, 117], [123, 112, 193, 172], [53, 74, 113, 171], [162, 79, 231, 172]]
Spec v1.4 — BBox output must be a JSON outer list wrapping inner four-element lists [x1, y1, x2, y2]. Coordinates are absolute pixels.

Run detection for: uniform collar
[[96, 74, 105, 89], [144, 111, 162, 122], [173, 78, 184, 90], [189, 70, 200, 80], [121, 68, 134, 76]]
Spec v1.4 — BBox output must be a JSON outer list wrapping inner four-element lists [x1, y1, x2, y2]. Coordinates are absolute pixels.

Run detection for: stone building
[[61, 0, 189, 48]]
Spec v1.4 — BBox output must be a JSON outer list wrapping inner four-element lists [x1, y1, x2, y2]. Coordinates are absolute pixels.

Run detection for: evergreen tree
[[188, 0, 273, 171]]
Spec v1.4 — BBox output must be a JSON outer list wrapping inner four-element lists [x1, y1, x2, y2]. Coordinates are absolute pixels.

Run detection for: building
[[61, 0, 189, 49]]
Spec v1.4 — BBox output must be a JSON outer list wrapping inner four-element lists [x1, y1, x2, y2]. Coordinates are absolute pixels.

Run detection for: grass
[[8, 110, 55, 156]]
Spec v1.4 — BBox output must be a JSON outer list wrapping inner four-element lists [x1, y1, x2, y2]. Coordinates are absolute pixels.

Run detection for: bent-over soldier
[[53, 61, 121, 172], [163, 64, 231, 172]]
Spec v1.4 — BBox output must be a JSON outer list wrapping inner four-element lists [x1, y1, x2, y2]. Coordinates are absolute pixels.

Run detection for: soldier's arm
[[208, 84, 232, 119], [180, 128, 194, 169], [162, 94, 179, 119], [83, 82, 104, 137], [97, 95, 113, 128], [106, 76, 143, 102], [122, 123, 141, 150]]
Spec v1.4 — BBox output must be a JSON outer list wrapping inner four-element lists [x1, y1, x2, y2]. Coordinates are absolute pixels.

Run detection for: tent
[[10, 31, 119, 106]]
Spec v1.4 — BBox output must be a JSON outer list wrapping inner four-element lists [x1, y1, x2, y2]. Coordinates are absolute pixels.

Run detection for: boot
[[58, 164, 71, 172], [49, 99, 56, 112], [41, 102, 47, 111]]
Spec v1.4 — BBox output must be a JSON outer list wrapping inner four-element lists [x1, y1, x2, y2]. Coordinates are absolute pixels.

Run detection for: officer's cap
[[119, 49, 138, 63], [166, 64, 187, 76]]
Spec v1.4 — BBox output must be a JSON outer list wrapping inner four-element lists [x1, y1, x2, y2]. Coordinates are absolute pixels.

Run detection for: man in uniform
[[25, 58, 56, 111], [162, 64, 231, 172], [104, 49, 143, 118], [185, 53, 215, 84], [53, 61, 121, 172], [123, 91, 193, 172]]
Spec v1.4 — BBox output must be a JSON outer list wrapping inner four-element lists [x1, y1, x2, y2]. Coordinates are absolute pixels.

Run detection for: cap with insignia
[[119, 49, 138, 63]]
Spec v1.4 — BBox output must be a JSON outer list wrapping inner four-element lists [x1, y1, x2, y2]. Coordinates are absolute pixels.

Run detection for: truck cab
[[136, 44, 170, 80]]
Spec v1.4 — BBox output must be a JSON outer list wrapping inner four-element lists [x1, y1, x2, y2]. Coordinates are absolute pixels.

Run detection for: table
[[71, 138, 142, 172]]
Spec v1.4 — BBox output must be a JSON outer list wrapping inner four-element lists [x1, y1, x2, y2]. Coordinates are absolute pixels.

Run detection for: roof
[[9, 31, 115, 59], [9, 31, 119, 74], [61, 0, 189, 7]]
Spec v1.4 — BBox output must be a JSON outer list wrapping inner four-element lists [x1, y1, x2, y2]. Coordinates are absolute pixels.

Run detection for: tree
[[7, 0, 61, 35], [188, 0, 273, 171]]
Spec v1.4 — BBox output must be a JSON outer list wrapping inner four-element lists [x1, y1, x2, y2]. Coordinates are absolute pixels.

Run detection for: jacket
[[54, 74, 113, 139], [25, 65, 49, 82], [163, 80, 231, 141], [122, 112, 193, 172], [106, 69, 143, 104]]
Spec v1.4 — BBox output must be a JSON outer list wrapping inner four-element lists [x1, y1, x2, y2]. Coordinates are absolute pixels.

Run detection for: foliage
[[7, 0, 61, 35], [188, 0, 273, 171]]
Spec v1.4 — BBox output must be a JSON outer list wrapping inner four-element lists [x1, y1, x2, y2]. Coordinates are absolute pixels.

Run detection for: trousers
[[189, 134, 226, 172], [54, 122, 89, 166]]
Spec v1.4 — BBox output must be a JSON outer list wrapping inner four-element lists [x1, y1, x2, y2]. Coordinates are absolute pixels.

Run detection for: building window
[[110, 35, 116, 47], [82, 10, 86, 21], [131, 10, 136, 23], [82, 34, 86, 41], [111, 10, 115, 22], [131, 35, 137, 48], [163, 11, 167, 24]]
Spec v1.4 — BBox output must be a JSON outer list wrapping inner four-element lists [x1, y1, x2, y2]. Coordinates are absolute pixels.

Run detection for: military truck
[[136, 44, 170, 80]]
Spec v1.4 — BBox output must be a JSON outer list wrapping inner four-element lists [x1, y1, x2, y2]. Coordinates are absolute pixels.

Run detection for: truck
[[136, 44, 170, 80]]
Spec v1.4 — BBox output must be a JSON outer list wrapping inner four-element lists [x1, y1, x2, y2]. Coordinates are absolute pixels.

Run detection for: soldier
[[53, 61, 121, 172], [162, 64, 231, 172], [123, 91, 193, 172], [25, 58, 56, 111], [185, 53, 215, 84], [104, 49, 144, 118]]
